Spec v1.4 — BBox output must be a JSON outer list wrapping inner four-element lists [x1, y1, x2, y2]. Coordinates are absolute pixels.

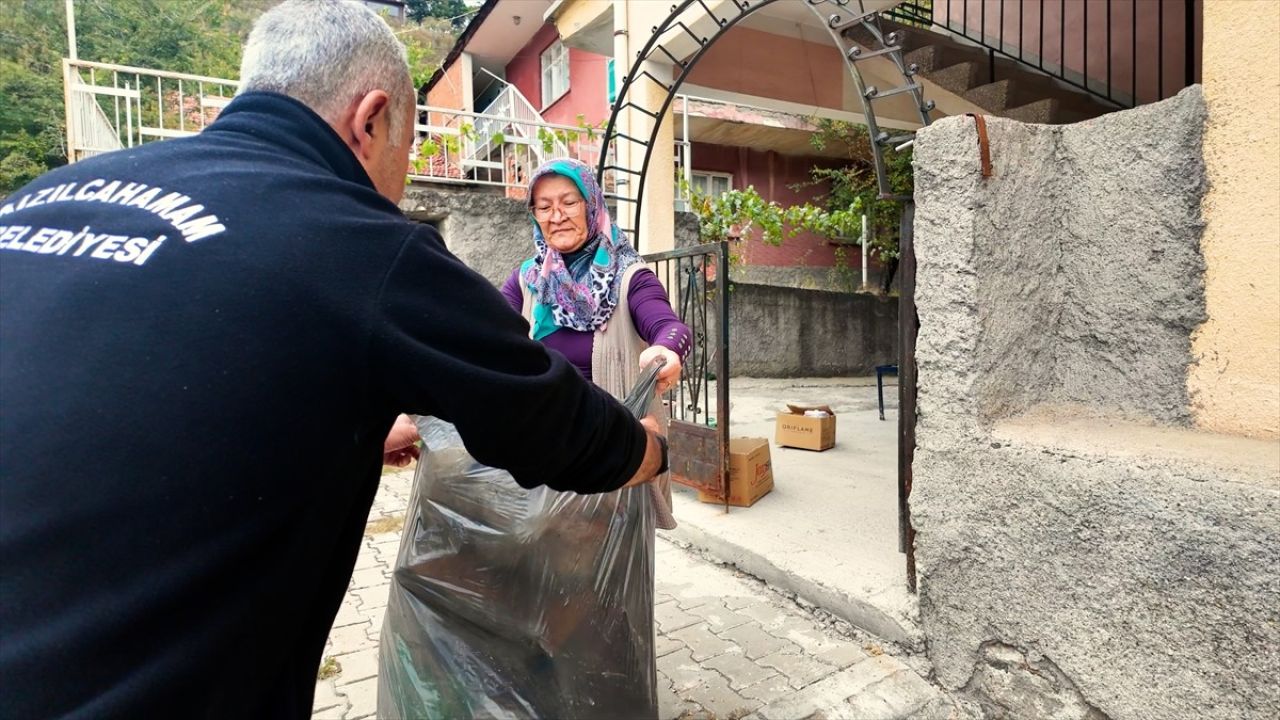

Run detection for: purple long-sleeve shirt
[[501, 266, 692, 382]]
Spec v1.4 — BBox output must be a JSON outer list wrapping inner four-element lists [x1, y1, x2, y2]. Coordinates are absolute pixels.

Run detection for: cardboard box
[[775, 404, 836, 451], [698, 437, 773, 507]]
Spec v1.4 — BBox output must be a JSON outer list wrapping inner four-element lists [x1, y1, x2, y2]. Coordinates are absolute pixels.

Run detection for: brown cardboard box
[[698, 437, 773, 507], [775, 404, 836, 451]]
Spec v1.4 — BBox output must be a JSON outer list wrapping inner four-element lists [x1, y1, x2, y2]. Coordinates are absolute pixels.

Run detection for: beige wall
[[1189, 0, 1280, 439]]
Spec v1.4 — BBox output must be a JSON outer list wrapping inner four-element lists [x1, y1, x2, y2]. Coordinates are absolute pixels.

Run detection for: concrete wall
[[1188, 0, 1280, 440], [400, 185, 533, 288], [728, 284, 897, 377], [910, 88, 1280, 720]]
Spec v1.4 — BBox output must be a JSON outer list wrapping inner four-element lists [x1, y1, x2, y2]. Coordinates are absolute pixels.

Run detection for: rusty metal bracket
[[966, 113, 994, 178]]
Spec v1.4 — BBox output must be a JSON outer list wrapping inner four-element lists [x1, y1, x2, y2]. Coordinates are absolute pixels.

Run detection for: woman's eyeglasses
[[532, 200, 583, 220]]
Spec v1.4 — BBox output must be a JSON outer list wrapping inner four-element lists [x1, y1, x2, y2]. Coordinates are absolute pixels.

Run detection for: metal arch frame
[[595, 0, 935, 242]]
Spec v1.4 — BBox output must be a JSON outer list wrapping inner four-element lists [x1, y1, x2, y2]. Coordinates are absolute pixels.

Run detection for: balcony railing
[[62, 59, 606, 195], [411, 96, 604, 197], [887, 0, 1200, 108], [63, 59, 239, 162]]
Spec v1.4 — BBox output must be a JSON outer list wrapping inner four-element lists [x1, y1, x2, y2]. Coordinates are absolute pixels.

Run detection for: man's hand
[[639, 345, 682, 395], [621, 417, 666, 488], [383, 414, 421, 468]]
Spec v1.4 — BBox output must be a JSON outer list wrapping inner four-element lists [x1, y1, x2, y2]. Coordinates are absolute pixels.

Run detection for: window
[[540, 40, 569, 109], [676, 171, 733, 212]]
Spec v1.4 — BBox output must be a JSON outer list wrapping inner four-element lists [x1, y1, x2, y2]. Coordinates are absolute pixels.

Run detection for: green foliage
[[804, 118, 913, 262], [405, 0, 472, 30], [680, 117, 914, 291], [399, 19, 455, 90], [0, 0, 271, 195], [0, 0, 458, 196], [537, 118, 604, 156]]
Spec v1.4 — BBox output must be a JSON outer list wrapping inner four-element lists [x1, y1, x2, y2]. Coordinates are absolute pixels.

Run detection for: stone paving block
[[655, 601, 702, 634], [669, 623, 737, 662], [843, 667, 943, 719], [311, 680, 346, 715], [766, 617, 848, 654], [738, 674, 796, 706], [814, 641, 872, 670], [658, 670, 702, 720], [703, 652, 780, 691], [657, 647, 706, 692], [757, 650, 839, 690], [363, 607, 386, 640], [686, 601, 753, 633], [681, 668, 760, 719], [352, 545, 382, 572], [330, 597, 365, 628], [680, 666, 757, 717], [656, 633, 685, 658], [673, 594, 718, 611], [722, 593, 760, 610], [342, 677, 378, 719], [351, 586, 389, 612], [326, 622, 377, 654], [737, 600, 793, 629], [718, 622, 802, 660], [752, 660, 893, 720], [348, 567, 386, 591], [333, 648, 379, 686]]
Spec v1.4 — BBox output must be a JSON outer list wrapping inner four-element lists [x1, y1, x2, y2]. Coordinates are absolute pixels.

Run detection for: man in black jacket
[[0, 1, 667, 717]]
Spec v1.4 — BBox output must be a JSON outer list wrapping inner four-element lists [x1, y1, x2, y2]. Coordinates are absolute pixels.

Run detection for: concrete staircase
[[849, 18, 1118, 124]]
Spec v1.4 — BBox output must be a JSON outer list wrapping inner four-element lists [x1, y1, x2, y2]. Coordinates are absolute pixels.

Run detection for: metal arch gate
[[595, 0, 933, 240], [596, 0, 931, 588]]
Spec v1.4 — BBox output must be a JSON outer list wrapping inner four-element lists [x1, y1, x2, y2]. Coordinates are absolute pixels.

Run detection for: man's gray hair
[[238, 0, 414, 142]]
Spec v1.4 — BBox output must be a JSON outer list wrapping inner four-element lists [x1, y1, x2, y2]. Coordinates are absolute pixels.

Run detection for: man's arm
[[368, 225, 663, 493]]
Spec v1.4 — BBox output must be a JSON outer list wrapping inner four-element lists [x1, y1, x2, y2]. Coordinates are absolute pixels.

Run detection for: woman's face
[[532, 174, 589, 254]]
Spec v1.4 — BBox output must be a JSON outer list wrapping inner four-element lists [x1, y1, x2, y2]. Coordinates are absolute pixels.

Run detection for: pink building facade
[[424, 18, 872, 274]]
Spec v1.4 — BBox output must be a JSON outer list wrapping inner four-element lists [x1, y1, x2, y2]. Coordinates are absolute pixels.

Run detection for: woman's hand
[[638, 345, 682, 395], [383, 414, 421, 468]]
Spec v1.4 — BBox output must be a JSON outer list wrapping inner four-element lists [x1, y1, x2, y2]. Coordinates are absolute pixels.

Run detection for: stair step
[[845, 13, 1120, 123], [1002, 98, 1060, 125], [1004, 98, 1101, 125], [926, 60, 982, 95], [962, 78, 1041, 113]]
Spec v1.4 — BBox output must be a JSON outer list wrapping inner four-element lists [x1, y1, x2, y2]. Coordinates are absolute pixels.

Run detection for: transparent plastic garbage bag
[[376, 362, 665, 719]]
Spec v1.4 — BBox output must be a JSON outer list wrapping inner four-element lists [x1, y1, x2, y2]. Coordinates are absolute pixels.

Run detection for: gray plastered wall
[[911, 86, 1280, 719]]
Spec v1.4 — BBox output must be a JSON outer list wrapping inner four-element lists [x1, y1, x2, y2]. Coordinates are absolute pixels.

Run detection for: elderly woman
[[378, 159, 691, 719], [501, 159, 691, 399], [501, 158, 690, 531]]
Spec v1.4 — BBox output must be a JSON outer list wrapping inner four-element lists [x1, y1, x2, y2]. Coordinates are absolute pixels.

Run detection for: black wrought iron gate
[[642, 242, 732, 510], [599, 0, 932, 574]]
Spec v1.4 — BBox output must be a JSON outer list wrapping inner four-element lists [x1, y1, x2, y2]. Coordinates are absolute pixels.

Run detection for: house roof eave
[[420, 0, 501, 97]]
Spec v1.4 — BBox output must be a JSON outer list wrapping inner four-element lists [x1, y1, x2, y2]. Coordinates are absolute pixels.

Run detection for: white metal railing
[[62, 58, 605, 196], [410, 103, 604, 197], [63, 59, 238, 162]]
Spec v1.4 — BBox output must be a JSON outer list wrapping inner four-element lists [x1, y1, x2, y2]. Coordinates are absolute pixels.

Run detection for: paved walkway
[[311, 470, 969, 720]]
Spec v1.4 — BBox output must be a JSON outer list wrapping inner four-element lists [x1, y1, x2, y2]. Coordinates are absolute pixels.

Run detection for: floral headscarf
[[520, 158, 642, 341]]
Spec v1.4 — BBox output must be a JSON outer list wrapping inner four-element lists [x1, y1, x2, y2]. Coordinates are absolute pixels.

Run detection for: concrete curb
[[662, 522, 924, 651]]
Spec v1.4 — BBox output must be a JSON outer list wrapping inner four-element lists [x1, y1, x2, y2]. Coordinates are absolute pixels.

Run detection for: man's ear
[[345, 90, 392, 162]]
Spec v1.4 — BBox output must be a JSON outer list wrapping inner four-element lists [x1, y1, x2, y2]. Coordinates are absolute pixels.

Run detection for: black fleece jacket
[[0, 92, 647, 719]]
